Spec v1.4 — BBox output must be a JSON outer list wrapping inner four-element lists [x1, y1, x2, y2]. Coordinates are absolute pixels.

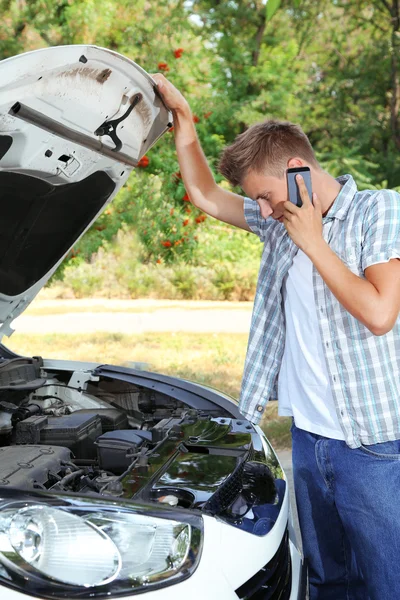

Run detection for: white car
[[0, 45, 305, 600]]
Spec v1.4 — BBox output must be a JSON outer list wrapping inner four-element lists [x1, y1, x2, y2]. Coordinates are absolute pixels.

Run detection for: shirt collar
[[323, 174, 357, 222]]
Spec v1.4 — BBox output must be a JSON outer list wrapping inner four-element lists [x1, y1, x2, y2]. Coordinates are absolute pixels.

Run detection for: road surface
[[15, 299, 253, 334]]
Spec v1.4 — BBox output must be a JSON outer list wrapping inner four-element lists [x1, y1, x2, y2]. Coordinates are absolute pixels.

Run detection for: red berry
[[138, 155, 149, 168], [172, 171, 182, 182]]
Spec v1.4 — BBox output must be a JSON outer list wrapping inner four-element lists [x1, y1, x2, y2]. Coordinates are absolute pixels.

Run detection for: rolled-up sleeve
[[243, 197, 273, 242], [361, 190, 400, 272]]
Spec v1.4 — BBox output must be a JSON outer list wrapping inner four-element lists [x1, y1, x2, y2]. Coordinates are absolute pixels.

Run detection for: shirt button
[[326, 342, 329, 348], [257, 405, 263, 412], [333, 375, 337, 382]]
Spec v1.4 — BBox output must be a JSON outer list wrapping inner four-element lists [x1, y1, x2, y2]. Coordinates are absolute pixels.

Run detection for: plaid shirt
[[239, 174, 400, 448]]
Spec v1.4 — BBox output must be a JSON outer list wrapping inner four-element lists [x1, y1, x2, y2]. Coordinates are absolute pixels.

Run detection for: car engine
[[0, 356, 284, 530]]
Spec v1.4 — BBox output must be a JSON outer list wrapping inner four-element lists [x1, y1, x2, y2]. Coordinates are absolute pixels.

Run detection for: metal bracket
[[68, 370, 100, 390], [9, 102, 139, 168], [95, 93, 143, 152]]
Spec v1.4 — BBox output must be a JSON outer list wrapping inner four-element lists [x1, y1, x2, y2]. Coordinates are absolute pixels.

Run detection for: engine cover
[[0, 445, 71, 489]]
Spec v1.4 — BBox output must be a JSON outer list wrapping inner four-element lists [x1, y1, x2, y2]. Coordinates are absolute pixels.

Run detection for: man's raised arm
[[151, 74, 251, 232]]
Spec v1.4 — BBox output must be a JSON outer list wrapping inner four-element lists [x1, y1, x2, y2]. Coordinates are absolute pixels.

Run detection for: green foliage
[[266, 0, 281, 20], [171, 266, 199, 299], [212, 265, 236, 300], [55, 227, 258, 300], [195, 223, 262, 271], [62, 262, 103, 296], [2, 0, 400, 295]]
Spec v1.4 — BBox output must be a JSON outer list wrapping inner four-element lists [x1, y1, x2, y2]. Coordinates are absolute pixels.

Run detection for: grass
[[8, 331, 291, 448]]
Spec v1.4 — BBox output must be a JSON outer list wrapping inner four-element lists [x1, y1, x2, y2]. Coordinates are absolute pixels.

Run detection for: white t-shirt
[[278, 249, 345, 440]]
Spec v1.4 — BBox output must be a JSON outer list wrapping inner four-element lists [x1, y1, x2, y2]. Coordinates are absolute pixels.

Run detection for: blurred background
[[1, 0, 399, 446]]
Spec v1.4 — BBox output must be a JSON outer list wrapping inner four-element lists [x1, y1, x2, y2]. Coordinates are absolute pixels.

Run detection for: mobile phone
[[286, 167, 312, 207]]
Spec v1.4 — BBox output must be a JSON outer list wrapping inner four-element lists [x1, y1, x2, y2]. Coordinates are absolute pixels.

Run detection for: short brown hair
[[218, 120, 319, 187]]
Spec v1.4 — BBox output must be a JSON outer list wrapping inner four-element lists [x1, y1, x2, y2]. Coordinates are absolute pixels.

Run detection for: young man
[[152, 73, 400, 600]]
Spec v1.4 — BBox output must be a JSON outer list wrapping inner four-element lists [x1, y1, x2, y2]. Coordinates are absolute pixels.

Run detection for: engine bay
[[0, 356, 284, 528]]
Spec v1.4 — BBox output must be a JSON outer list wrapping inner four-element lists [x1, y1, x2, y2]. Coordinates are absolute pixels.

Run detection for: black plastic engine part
[[40, 413, 102, 459], [0, 357, 45, 391], [151, 417, 183, 443], [72, 408, 129, 432], [96, 429, 152, 474], [203, 459, 247, 515], [0, 445, 71, 489], [121, 417, 255, 506], [12, 403, 41, 424], [242, 461, 277, 504], [16, 415, 48, 444]]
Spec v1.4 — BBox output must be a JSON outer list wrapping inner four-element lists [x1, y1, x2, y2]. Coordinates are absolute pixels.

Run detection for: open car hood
[[0, 44, 171, 340]]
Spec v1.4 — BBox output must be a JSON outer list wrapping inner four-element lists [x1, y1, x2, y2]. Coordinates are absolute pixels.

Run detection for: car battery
[[40, 413, 102, 459]]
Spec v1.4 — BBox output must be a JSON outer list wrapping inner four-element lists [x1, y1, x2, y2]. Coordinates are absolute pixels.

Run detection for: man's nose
[[260, 203, 273, 219]]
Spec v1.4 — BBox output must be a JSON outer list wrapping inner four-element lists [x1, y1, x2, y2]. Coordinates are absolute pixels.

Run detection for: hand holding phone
[[286, 167, 313, 207]]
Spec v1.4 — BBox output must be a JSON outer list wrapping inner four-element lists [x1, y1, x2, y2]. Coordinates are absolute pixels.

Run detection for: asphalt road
[[16, 308, 253, 334], [278, 449, 308, 599], [277, 449, 302, 552], [15, 299, 253, 333]]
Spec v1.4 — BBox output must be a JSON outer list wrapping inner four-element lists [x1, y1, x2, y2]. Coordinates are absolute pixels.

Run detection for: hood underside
[[0, 45, 171, 339]]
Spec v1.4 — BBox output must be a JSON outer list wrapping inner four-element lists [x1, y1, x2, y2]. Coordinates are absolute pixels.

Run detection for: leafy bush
[[62, 263, 103, 298], [171, 266, 198, 299], [212, 265, 236, 300], [49, 228, 258, 300]]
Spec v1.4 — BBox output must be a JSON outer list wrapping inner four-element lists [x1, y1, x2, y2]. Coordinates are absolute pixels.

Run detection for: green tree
[[1, 0, 399, 276]]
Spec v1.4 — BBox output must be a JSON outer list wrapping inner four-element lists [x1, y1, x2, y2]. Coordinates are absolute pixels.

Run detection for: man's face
[[241, 170, 288, 222]]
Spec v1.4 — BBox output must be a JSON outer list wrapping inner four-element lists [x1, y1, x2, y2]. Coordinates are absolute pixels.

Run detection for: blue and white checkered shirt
[[239, 174, 400, 448]]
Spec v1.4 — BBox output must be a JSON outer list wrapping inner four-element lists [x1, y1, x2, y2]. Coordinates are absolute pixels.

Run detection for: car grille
[[235, 530, 291, 600]]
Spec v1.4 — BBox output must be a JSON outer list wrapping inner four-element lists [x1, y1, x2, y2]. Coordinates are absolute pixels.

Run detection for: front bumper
[[0, 426, 305, 600], [1, 494, 304, 600], [1, 528, 302, 600]]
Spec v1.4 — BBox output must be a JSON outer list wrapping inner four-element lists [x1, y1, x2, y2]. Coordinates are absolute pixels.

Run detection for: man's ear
[[287, 157, 305, 169]]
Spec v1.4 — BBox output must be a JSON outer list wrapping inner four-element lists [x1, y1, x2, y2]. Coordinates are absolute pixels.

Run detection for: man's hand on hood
[[150, 73, 189, 115]]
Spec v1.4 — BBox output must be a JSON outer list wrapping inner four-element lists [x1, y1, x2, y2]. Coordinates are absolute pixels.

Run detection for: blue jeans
[[291, 422, 400, 600]]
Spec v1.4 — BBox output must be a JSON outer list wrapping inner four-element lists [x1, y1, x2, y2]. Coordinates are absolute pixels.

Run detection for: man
[[152, 73, 400, 600]]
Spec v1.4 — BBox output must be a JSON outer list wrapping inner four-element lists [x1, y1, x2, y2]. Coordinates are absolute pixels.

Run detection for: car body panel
[[0, 502, 303, 600], [94, 364, 243, 419]]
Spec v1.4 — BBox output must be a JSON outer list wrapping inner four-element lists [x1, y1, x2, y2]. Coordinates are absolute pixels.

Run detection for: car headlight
[[0, 491, 203, 598]]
